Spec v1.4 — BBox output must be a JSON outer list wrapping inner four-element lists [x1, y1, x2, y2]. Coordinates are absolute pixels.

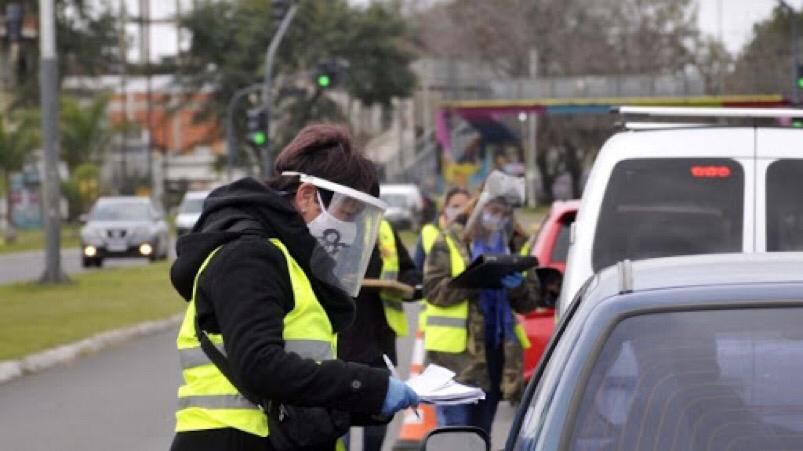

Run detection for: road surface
[[0, 248, 159, 285], [0, 305, 515, 451]]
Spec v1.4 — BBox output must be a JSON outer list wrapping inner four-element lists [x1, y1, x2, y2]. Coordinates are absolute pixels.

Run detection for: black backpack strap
[[194, 311, 267, 411]]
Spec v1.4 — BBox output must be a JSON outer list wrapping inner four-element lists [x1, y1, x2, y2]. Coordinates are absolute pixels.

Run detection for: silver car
[[80, 196, 170, 267]]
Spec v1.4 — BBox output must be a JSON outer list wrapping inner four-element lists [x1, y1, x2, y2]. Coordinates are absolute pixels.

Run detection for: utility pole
[[261, 1, 299, 178], [38, 0, 67, 283]]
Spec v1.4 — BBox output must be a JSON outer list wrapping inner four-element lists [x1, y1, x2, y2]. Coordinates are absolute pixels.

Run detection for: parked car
[[423, 253, 803, 451], [175, 190, 210, 236], [80, 196, 170, 267], [560, 108, 803, 314], [379, 183, 424, 230], [521, 200, 579, 380]]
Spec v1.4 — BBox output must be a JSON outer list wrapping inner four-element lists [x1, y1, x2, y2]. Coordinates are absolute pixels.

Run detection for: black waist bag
[[194, 315, 350, 451]]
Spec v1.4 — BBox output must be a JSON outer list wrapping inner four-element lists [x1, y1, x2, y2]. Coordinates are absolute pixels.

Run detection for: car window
[[550, 214, 574, 264], [566, 307, 803, 451], [593, 158, 744, 271], [179, 198, 205, 214], [766, 159, 803, 251], [90, 202, 150, 221]]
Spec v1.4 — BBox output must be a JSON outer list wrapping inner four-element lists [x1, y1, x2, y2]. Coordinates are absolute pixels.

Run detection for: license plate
[[107, 240, 127, 252]]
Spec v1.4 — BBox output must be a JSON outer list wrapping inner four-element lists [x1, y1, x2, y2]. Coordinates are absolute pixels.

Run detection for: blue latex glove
[[381, 377, 420, 417], [501, 273, 524, 289]]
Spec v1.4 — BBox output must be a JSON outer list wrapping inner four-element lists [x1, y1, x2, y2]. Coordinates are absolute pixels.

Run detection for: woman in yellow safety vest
[[422, 188, 542, 436], [169, 124, 418, 451], [413, 187, 470, 270]]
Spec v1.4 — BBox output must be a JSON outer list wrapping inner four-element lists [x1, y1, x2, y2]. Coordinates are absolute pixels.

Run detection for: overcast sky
[[128, 0, 803, 62]]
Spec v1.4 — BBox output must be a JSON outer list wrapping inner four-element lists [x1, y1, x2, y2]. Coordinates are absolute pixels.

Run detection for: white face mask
[[481, 211, 506, 232], [444, 206, 463, 223], [306, 191, 357, 256]]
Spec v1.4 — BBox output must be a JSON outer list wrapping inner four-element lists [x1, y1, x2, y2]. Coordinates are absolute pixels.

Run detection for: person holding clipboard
[[422, 170, 543, 435]]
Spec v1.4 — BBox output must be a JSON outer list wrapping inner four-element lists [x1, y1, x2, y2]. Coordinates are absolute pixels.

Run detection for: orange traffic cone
[[392, 328, 437, 450]]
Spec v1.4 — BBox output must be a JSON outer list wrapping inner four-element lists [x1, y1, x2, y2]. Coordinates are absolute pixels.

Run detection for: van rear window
[[592, 158, 743, 271], [767, 159, 803, 251]]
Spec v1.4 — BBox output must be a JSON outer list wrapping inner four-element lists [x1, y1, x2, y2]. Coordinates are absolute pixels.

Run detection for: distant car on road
[[521, 200, 579, 380], [175, 190, 210, 236], [560, 108, 803, 314], [424, 253, 803, 451], [380, 184, 423, 230], [80, 196, 170, 267]]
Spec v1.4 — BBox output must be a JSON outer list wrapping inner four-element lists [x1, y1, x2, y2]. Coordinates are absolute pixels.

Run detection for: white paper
[[405, 364, 485, 405]]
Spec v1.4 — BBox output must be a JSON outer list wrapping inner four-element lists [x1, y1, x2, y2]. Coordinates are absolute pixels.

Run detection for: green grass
[[0, 261, 185, 361], [0, 224, 81, 255]]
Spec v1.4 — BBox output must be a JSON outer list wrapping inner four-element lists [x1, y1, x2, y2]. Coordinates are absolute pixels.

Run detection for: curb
[[0, 313, 183, 385]]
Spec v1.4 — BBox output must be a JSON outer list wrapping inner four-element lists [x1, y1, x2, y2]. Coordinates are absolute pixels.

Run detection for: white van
[[560, 107, 803, 313]]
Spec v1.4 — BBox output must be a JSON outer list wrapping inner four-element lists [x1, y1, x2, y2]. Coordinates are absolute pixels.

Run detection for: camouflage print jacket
[[423, 222, 541, 401]]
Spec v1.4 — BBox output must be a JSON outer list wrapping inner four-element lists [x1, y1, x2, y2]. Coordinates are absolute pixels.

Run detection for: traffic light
[[313, 59, 349, 90], [272, 0, 291, 22], [246, 107, 267, 147], [797, 64, 803, 91]]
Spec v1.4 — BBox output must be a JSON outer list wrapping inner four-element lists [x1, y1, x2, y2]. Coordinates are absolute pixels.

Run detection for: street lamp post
[[39, 0, 68, 283], [261, 2, 299, 179]]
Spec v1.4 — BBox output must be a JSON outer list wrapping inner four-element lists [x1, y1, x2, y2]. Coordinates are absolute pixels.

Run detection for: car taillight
[[690, 165, 731, 178]]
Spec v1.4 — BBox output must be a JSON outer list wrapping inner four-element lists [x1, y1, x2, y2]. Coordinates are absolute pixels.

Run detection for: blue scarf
[[471, 232, 516, 350]]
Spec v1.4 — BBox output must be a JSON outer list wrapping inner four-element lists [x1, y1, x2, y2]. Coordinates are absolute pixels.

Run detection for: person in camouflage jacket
[[423, 197, 542, 434]]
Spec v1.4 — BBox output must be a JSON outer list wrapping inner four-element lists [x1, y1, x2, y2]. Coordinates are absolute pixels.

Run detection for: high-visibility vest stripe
[[426, 316, 466, 328], [178, 394, 261, 411], [284, 339, 334, 361]]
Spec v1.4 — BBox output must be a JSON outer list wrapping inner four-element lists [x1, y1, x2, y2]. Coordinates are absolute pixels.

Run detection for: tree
[[176, 0, 417, 157], [6, 0, 121, 108], [59, 94, 113, 172], [0, 111, 40, 244], [727, 6, 800, 97]]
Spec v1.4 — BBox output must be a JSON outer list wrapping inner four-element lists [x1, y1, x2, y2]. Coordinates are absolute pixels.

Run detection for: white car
[[175, 190, 210, 236], [80, 196, 170, 267], [379, 184, 423, 230], [559, 107, 803, 314]]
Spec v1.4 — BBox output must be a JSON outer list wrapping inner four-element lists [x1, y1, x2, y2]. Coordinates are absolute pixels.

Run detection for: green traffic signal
[[317, 74, 331, 88], [798, 78, 803, 90], [251, 131, 267, 146]]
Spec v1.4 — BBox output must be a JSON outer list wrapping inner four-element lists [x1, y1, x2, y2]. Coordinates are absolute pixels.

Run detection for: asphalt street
[[0, 305, 516, 451], [0, 248, 149, 285]]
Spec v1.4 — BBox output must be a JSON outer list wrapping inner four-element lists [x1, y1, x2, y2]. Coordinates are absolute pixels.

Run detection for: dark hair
[[443, 187, 470, 205], [267, 123, 378, 195]]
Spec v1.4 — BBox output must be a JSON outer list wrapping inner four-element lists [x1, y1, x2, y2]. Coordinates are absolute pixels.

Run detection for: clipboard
[[361, 278, 416, 299], [448, 254, 538, 289]]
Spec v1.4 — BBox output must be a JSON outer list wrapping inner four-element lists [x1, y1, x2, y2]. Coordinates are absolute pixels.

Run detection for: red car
[[521, 199, 580, 380]]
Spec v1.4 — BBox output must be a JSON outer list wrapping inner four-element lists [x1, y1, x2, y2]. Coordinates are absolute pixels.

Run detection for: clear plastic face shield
[[465, 170, 526, 235], [283, 171, 387, 297]]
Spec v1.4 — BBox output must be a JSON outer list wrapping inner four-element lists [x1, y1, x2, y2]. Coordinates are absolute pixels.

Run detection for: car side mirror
[[535, 267, 563, 308], [420, 426, 489, 451]]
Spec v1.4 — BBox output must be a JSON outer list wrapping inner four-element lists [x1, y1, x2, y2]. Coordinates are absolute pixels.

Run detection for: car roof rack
[[613, 105, 803, 119], [618, 121, 710, 131], [617, 259, 634, 295]]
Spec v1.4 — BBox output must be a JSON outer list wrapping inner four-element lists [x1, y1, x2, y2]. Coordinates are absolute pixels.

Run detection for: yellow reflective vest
[[175, 238, 337, 438], [418, 223, 441, 331], [424, 233, 531, 353], [378, 220, 409, 337]]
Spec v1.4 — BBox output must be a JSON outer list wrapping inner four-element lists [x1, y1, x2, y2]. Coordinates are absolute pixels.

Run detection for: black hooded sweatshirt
[[170, 178, 389, 422]]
